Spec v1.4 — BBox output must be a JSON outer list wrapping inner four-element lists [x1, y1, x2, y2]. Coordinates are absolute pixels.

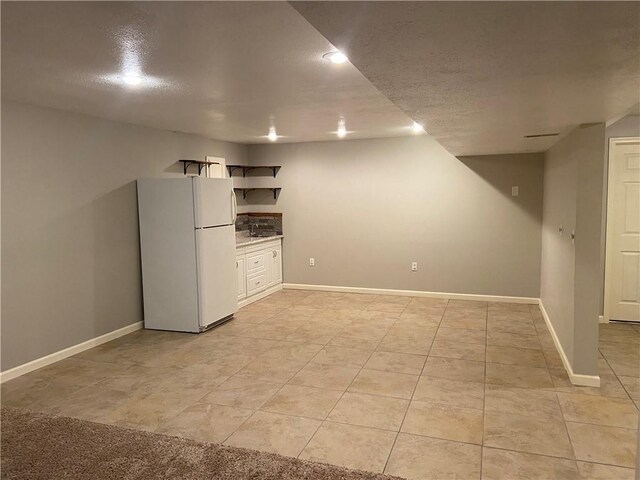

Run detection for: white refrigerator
[[137, 177, 238, 332]]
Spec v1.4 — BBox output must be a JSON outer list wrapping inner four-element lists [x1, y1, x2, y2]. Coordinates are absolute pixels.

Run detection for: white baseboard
[[599, 315, 607, 324], [283, 283, 539, 304], [538, 300, 600, 387], [0, 322, 143, 384], [238, 283, 283, 308]]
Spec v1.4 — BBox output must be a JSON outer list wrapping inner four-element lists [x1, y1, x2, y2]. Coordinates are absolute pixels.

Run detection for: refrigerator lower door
[[192, 177, 234, 228], [195, 224, 238, 329]]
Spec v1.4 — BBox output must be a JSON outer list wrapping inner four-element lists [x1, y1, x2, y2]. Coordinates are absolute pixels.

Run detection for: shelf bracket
[[233, 187, 280, 200], [180, 160, 210, 176], [226, 165, 280, 178], [227, 166, 242, 177]]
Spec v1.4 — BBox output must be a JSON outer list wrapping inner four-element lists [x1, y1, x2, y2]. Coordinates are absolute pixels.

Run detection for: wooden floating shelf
[[234, 187, 281, 200], [178, 159, 221, 176], [227, 165, 281, 178]]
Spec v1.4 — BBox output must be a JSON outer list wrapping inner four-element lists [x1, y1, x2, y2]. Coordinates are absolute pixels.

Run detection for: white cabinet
[[236, 253, 246, 300], [236, 238, 283, 306]]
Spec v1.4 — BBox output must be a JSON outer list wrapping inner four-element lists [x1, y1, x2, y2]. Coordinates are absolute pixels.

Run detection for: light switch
[[511, 186, 519, 197]]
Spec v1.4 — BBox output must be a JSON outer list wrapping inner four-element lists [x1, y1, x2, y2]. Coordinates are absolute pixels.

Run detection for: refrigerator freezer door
[[137, 178, 200, 333], [195, 224, 238, 328], [193, 177, 234, 228]]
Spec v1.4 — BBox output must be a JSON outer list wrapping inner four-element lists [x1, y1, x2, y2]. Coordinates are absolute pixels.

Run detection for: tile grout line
[[381, 297, 442, 475], [598, 340, 637, 404], [295, 296, 391, 462], [223, 294, 337, 446], [530, 303, 580, 465], [480, 304, 488, 480], [217, 305, 329, 445]]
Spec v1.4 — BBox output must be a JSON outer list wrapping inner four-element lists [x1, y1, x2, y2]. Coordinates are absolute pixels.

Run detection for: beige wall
[[245, 136, 544, 297], [541, 123, 605, 376], [1, 101, 248, 371]]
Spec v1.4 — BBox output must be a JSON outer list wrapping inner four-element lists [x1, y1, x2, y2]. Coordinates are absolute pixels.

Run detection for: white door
[[196, 225, 238, 328], [204, 156, 226, 179], [192, 177, 236, 228], [605, 138, 640, 322], [237, 255, 246, 300]]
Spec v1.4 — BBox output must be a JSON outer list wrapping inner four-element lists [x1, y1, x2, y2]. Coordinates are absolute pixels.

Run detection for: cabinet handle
[[236, 261, 238, 268], [256, 281, 261, 285], [254, 260, 259, 264], [273, 251, 277, 258]]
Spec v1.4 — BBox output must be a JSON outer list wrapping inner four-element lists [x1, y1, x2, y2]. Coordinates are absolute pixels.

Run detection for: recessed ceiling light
[[412, 122, 424, 134], [121, 74, 143, 86], [336, 118, 347, 138], [267, 126, 278, 142], [100, 72, 169, 89], [323, 51, 348, 64]]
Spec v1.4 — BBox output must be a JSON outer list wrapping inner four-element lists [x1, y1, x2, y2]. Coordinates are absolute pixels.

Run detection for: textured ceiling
[[1, 2, 415, 144], [293, 1, 640, 155]]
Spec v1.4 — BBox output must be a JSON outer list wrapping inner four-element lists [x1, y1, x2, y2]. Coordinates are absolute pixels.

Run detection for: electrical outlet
[[309, 258, 315, 267], [511, 186, 519, 197], [411, 262, 418, 272]]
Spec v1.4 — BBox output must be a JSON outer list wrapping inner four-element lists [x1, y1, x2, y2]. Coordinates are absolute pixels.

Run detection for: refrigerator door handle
[[231, 189, 238, 224]]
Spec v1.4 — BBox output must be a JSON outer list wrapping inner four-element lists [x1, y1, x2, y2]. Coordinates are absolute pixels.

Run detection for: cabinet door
[[265, 246, 274, 288], [272, 245, 283, 284], [236, 255, 246, 300]]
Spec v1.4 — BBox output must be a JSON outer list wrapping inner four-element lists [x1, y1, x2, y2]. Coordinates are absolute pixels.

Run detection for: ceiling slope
[[292, 1, 640, 155], [1, 1, 415, 144]]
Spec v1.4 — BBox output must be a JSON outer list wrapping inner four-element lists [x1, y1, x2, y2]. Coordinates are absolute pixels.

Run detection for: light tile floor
[[2, 290, 639, 479]]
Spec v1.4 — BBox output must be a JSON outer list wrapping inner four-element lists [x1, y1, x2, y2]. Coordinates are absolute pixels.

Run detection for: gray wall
[[540, 135, 577, 364], [606, 115, 640, 147], [541, 123, 606, 376], [573, 124, 606, 375], [1, 101, 548, 372], [245, 136, 544, 297], [1, 101, 248, 371]]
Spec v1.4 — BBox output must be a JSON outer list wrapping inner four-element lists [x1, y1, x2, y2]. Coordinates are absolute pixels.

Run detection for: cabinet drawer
[[247, 272, 267, 295], [246, 240, 279, 254], [246, 251, 266, 272]]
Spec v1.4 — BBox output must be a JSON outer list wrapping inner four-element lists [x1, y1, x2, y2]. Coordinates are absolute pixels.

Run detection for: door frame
[[603, 136, 640, 323]]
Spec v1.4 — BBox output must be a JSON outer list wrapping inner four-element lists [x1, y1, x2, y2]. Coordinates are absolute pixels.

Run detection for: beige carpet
[[1, 407, 402, 480]]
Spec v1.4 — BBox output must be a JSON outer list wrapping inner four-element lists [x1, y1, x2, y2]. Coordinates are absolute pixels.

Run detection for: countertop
[[235, 233, 283, 247]]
